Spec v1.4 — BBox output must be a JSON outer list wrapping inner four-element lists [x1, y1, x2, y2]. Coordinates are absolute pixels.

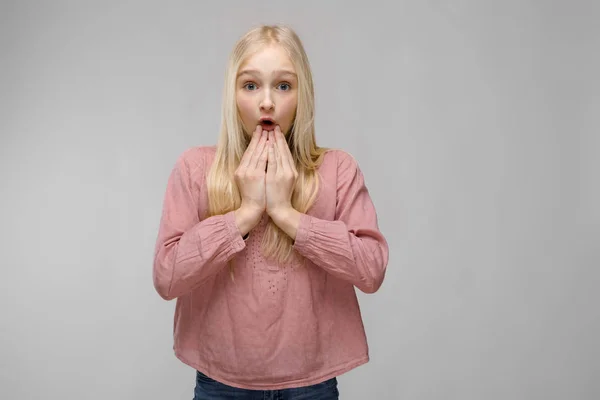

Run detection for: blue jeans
[[193, 370, 340, 399]]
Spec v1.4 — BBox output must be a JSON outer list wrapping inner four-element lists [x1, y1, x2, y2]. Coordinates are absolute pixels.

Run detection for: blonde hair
[[206, 24, 328, 278]]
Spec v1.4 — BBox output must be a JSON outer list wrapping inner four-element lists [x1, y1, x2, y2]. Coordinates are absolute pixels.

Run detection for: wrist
[[268, 205, 294, 224], [234, 205, 263, 236], [268, 206, 301, 241]]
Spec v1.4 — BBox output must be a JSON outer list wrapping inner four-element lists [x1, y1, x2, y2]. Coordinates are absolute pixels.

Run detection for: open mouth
[[259, 118, 276, 130]]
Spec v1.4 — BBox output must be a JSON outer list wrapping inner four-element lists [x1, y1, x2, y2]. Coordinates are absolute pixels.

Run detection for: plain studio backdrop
[[1, 1, 599, 399]]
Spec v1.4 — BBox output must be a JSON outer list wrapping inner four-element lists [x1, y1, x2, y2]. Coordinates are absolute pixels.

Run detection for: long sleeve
[[153, 149, 246, 300], [292, 151, 389, 294]]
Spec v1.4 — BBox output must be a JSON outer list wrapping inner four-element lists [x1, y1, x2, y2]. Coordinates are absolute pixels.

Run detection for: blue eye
[[278, 83, 291, 91], [244, 82, 257, 91]]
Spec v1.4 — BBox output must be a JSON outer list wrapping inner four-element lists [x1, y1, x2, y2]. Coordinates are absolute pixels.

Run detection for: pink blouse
[[153, 145, 389, 390]]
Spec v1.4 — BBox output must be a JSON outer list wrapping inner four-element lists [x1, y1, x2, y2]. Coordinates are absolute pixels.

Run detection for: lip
[[259, 117, 277, 130]]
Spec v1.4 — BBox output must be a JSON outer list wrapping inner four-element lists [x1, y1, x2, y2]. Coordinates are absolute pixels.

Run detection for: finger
[[274, 126, 287, 172], [273, 132, 285, 172], [256, 136, 269, 172], [240, 125, 262, 168], [268, 130, 280, 172], [280, 126, 296, 172], [241, 125, 262, 168], [267, 138, 276, 176], [249, 130, 268, 169]]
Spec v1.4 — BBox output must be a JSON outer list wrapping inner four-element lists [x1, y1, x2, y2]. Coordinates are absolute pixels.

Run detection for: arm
[[274, 151, 389, 294], [152, 150, 247, 301]]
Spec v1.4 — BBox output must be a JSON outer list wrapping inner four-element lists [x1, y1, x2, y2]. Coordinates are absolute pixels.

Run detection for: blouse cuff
[[223, 210, 247, 256], [292, 213, 312, 250]]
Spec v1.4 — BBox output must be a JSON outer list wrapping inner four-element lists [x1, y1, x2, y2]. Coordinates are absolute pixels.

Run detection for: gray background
[[1, 1, 599, 399]]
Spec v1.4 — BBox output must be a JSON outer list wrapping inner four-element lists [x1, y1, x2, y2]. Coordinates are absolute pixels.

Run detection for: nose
[[260, 92, 274, 112]]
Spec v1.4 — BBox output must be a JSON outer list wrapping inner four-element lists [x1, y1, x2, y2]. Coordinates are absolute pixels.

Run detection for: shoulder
[[174, 145, 217, 176], [320, 148, 362, 177]]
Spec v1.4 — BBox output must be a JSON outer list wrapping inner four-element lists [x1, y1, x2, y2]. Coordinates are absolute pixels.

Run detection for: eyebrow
[[237, 69, 297, 78]]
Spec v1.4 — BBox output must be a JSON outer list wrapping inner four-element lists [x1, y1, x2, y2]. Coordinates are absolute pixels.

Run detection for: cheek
[[236, 96, 254, 120], [281, 99, 298, 122]]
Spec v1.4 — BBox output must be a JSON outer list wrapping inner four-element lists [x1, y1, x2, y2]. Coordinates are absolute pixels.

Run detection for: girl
[[153, 24, 389, 399]]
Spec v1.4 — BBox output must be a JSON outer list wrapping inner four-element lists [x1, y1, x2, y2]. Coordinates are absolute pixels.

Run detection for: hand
[[266, 125, 298, 219], [234, 125, 269, 234]]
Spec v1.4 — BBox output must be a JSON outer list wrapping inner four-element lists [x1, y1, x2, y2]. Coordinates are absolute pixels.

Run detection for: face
[[236, 44, 298, 138]]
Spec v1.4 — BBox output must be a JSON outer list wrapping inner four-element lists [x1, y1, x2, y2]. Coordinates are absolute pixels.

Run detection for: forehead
[[238, 45, 296, 77]]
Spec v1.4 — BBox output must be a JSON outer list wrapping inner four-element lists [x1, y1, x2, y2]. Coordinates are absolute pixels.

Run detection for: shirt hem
[[173, 348, 369, 390]]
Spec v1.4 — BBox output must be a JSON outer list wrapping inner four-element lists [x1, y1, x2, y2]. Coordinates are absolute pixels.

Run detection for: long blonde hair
[[206, 25, 328, 276]]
